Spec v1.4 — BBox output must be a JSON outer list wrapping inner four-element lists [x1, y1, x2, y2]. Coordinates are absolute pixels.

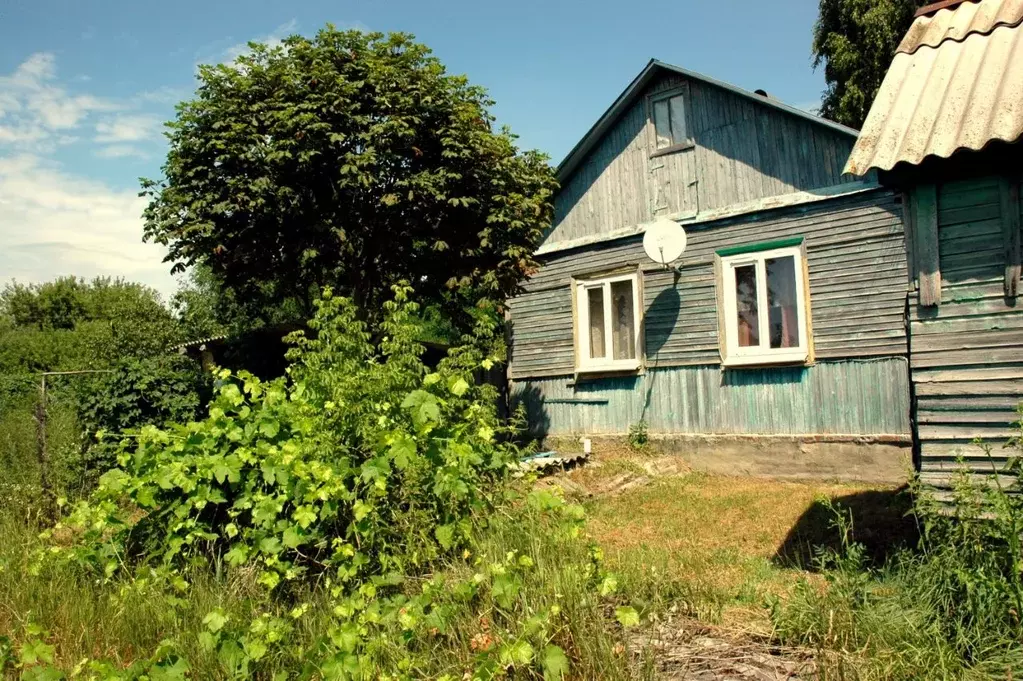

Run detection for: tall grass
[[0, 490, 636, 679], [771, 417, 1023, 680]]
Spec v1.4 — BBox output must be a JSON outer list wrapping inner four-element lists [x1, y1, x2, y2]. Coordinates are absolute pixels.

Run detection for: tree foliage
[[0, 277, 181, 367], [812, 0, 928, 129], [143, 27, 557, 329]]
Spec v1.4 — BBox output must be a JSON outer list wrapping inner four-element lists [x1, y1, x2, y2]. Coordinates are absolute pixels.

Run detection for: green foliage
[[626, 420, 648, 451], [142, 27, 557, 331], [0, 276, 206, 504], [812, 0, 928, 128], [73, 356, 211, 484], [771, 405, 1023, 679], [169, 266, 231, 340], [1, 277, 180, 360]]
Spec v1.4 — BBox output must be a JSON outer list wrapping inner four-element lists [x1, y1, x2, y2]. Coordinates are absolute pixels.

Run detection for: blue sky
[[0, 0, 829, 299]]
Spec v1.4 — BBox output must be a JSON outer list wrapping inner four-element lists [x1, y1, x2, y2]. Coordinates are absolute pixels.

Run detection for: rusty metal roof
[[844, 0, 1023, 175]]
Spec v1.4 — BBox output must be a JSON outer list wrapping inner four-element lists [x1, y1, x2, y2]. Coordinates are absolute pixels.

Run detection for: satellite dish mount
[[642, 217, 688, 277]]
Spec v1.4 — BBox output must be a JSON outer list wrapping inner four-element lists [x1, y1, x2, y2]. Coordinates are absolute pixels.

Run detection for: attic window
[[650, 90, 690, 155]]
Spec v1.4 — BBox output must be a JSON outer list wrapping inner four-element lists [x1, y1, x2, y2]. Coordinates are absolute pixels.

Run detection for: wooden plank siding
[[911, 174, 1023, 483], [547, 72, 857, 248], [510, 358, 911, 438], [509, 189, 908, 379]]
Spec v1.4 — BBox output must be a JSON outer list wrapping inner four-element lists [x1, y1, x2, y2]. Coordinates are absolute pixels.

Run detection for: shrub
[[627, 420, 648, 451], [33, 284, 614, 678]]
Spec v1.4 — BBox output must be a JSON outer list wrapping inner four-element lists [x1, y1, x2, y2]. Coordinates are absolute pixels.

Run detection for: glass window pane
[[587, 287, 606, 359], [653, 99, 671, 149], [611, 280, 636, 360], [767, 256, 799, 349], [734, 264, 760, 348], [669, 95, 687, 144]]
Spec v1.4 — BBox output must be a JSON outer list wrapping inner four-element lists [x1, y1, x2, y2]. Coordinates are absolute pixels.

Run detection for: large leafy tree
[[812, 0, 928, 129], [143, 27, 557, 329]]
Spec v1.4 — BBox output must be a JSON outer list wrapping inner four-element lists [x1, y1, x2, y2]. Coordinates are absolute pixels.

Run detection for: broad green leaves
[[542, 645, 570, 681], [48, 284, 538, 680], [615, 606, 641, 628]]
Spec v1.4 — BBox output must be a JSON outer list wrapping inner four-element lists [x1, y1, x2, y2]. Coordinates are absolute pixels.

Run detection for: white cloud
[[0, 52, 119, 151], [94, 113, 160, 143], [94, 144, 149, 159], [0, 154, 176, 299]]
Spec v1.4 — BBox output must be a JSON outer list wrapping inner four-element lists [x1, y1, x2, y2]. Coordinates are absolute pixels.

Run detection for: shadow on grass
[[772, 486, 920, 571]]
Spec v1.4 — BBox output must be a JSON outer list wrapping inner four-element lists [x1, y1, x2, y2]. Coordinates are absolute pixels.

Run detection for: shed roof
[[556, 59, 859, 183], [844, 0, 1023, 175]]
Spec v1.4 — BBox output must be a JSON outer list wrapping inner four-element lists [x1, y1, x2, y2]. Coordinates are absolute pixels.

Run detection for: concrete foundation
[[546, 434, 913, 485]]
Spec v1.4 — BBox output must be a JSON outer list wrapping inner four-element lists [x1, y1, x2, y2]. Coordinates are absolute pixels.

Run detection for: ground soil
[[533, 446, 906, 680]]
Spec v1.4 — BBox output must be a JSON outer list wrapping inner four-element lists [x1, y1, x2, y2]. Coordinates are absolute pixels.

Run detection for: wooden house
[[508, 60, 914, 481], [845, 0, 1023, 485]]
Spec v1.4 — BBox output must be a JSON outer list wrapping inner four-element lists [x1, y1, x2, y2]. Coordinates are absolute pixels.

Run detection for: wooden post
[[914, 184, 941, 307], [1000, 176, 1021, 298], [35, 373, 54, 521]]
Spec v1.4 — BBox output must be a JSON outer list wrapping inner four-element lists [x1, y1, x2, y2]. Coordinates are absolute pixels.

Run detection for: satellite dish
[[643, 217, 687, 268]]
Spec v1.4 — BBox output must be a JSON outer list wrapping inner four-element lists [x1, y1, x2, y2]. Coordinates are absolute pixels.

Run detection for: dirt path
[[629, 615, 815, 680], [536, 451, 819, 679]]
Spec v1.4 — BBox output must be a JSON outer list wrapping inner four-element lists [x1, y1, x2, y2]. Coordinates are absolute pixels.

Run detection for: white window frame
[[719, 245, 810, 367], [575, 272, 642, 373]]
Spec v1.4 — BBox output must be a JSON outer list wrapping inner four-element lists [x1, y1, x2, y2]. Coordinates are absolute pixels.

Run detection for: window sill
[[721, 352, 809, 369], [649, 141, 695, 158], [574, 360, 642, 377]]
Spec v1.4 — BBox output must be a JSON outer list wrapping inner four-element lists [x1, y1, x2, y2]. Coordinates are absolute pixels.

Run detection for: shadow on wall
[[772, 487, 919, 571], [645, 285, 681, 358], [511, 381, 552, 443]]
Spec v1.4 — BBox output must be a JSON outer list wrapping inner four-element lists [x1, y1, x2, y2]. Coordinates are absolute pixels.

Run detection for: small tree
[[143, 27, 557, 330], [812, 0, 928, 129]]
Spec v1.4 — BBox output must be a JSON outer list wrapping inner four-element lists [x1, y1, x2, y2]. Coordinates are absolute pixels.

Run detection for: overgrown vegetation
[[770, 414, 1023, 680], [0, 277, 211, 510], [1, 285, 638, 680]]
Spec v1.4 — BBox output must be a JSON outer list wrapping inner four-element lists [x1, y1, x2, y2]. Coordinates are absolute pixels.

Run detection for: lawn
[[553, 449, 917, 628]]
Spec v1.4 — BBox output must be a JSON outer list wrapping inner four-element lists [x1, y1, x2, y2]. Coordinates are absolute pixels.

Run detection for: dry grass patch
[[549, 455, 915, 628]]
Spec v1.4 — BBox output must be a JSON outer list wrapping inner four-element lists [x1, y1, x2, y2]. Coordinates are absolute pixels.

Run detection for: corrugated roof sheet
[[844, 0, 1023, 175], [901, 0, 1023, 52]]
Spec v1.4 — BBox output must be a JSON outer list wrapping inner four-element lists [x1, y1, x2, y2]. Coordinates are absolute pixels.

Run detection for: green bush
[[17, 284, 622, 679]]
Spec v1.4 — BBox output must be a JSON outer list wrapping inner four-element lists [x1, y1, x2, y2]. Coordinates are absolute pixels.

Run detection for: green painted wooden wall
[[910, 174, 1023, 484], [511, 358, 911, 437]]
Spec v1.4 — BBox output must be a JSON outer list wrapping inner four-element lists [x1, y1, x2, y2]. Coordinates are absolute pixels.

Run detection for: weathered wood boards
[[510, 359, 911, 438], [548, 71, 856, 249], [911, 174, 1023, 483], [510, 189, 908, 379]]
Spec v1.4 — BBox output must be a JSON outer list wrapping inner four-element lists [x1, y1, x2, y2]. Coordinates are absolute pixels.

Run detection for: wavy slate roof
[[844, 0, 1023, 175]]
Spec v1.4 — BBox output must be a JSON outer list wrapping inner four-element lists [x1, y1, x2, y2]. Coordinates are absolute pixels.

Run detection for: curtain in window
[[766, 256, 798, 348], [587, 287, 605, 359], [611, 280, 635, 360], [734, 264, 759, 347]]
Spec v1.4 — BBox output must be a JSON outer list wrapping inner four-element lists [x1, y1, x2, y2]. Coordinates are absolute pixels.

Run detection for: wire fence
[[0, 370, 113, 520]]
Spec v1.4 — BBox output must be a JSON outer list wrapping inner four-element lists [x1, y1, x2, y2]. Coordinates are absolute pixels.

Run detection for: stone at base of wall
[[547, 434, 913, 485]]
